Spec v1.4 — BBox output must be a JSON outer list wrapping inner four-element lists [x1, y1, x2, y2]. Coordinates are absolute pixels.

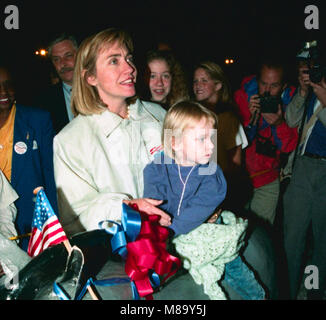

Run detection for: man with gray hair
[[34, 33, 78, 133]]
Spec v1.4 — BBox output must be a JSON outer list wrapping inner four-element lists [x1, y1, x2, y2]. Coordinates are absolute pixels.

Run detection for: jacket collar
[[14, 104, 34, 139], [131, 99, 162, 122], [93, 99, 161, 137]]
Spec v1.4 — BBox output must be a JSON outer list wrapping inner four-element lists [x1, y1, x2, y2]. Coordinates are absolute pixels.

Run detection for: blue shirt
[[62, 82, 74, 122], [304, 94, 326, 157], [143, 153, 227, 236]]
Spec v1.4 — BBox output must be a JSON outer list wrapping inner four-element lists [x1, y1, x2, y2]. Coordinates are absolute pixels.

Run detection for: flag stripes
[[27, 189, 68, 257]]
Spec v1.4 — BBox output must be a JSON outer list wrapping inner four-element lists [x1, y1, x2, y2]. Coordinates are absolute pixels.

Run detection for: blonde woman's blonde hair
[[163, 100, 218, 158], [194, 61, 232, 105], [71, 28, 136, 116]]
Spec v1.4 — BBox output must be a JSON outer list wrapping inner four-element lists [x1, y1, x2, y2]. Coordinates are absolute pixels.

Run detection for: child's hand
[[207, 208, 222, 223]]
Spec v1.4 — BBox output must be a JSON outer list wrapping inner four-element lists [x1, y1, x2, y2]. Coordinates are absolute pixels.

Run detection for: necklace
[[176, 164, 196, 216], [121, 105, 130, 119], [125, 105, 130, 119]]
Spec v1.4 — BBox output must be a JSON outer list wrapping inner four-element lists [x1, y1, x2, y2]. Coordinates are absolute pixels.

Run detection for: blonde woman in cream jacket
[[53, 28, 171, 236]]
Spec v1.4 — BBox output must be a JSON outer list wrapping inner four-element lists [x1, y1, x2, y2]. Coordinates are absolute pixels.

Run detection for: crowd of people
[[0, 27, 326, 300]]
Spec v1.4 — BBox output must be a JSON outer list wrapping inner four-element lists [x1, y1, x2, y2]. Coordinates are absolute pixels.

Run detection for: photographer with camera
[[283, 42, 326, 300], [234, 59, 298, 225]]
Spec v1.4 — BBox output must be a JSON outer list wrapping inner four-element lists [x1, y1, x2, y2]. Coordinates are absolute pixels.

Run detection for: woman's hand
[[123, 198, 171, 226]]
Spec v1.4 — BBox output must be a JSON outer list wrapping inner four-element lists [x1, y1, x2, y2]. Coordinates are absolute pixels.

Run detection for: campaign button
[[14, 141, 27, 155]]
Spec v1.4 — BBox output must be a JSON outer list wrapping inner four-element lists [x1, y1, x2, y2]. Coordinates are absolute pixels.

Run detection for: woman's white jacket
[[53, 99, 166, 236]]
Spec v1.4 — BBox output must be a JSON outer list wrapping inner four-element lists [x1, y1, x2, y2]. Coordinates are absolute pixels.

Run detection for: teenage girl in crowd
[[141, 50, 189, 110]]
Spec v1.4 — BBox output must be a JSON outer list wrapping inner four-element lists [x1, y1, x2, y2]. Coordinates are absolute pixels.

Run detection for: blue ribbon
[[53, 277, 132, 300], [53, 281, 70, 300], [98, 203, 149, 299], [98, 203, 142, 259], [52, 273, 159, 300], [99, 203, 161, 299], [149, 270, 161, 288], [53, 204, 160, 300]]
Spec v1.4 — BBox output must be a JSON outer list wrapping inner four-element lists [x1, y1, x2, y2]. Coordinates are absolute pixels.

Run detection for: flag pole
[[9, 233, 32, 241], [33, 187, 99, 300]]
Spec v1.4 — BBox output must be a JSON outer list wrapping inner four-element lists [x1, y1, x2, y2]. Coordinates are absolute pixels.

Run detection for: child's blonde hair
[[163, 100, 218, 158]]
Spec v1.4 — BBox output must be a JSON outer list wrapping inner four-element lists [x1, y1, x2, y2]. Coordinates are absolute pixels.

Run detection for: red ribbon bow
[[125, 205, 181, 300]]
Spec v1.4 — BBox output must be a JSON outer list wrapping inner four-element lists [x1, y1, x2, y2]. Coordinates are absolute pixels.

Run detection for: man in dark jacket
[[34, 34, 78, 134]]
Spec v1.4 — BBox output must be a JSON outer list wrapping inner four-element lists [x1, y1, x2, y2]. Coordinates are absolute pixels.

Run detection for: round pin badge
[[14, 141, 28, 155]]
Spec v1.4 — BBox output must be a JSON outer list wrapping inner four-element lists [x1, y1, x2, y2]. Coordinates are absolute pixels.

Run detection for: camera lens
[[309, 67, 323, 83]]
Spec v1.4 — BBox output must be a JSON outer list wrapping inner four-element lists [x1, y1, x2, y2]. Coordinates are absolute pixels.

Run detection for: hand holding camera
[[248, 95, 280, 158], [299, 66, 326, 107], [262, 104, 284, 126], [259, 92, 282, 114], [248, 93, 284, 126], [248, 94, 261, 126], [297, 40, 326, 102], [298, 65, 310, 96], [310, 78, 326, 107]]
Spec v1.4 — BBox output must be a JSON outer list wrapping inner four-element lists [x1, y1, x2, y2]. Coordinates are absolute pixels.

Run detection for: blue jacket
[[304, 94, 326, 157], [143, 153, 227, 236], [11, 104, 58, 250]]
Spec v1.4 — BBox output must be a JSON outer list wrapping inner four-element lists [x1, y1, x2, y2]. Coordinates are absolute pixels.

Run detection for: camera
[[296, 40, 326, 83], [256, 133, 277, 158], [259, 92, 281, 113], [304, 64, 326, 84]]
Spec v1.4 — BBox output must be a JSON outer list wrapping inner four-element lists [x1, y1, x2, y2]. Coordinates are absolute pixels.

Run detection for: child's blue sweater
[[143, 152, 227, 236]]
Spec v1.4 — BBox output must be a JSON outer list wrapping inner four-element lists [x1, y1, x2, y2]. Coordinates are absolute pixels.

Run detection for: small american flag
[[27, 189, 68, 257]]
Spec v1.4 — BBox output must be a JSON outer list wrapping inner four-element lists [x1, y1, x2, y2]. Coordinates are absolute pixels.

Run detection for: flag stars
[[28, 189, 67, 257]]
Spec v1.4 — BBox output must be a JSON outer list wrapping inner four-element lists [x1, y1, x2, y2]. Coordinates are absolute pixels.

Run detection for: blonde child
[[143, 100, 265, 300]]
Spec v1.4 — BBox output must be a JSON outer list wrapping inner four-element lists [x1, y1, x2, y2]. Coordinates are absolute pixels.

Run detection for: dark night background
[[0, 0, 325, 104]]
